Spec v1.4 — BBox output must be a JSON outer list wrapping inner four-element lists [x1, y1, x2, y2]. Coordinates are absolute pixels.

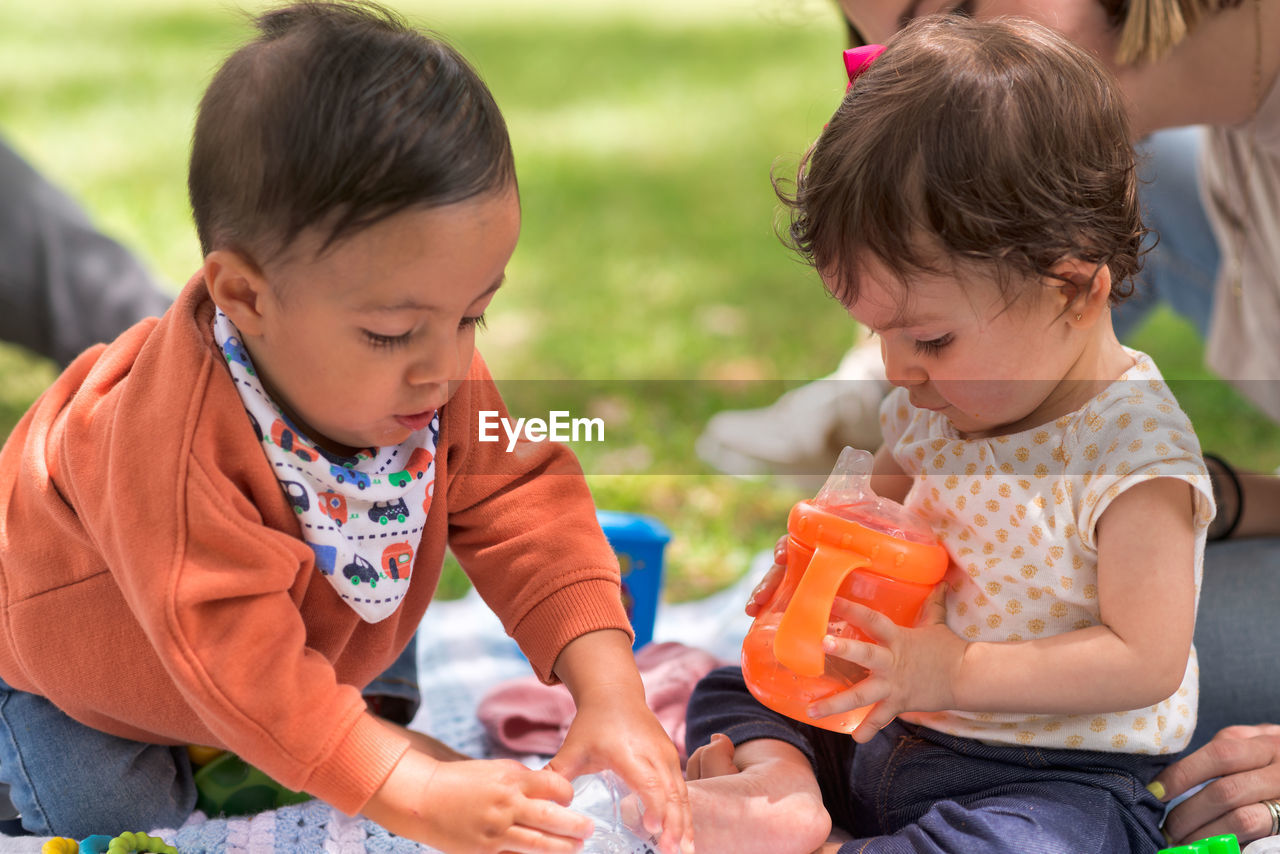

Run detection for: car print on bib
[[216, 309, 437, 622], [280, 480, 309, 514], [270, 419, 318, 463], [388, 447, 434, 487], [342, 553, 382, 588], [369, 499, 409, 525], [329, 464, 370, 490], [318, 491, 348, 526], [381, 542, 414, 580], [221, 335, 256, 376]]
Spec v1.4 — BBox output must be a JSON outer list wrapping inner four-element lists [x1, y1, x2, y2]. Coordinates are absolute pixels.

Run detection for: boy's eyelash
[[362, 314, 486, 349], [364, 330, 411, 350], [913, 334, 953, 356]]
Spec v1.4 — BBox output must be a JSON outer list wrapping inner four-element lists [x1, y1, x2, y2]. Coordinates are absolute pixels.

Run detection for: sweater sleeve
[[151, 456, 411, 814], [442, 355, 632, 682], [78, 444, 410, 815], [8, 286, 411, 815], [66, 344, 407, 814]]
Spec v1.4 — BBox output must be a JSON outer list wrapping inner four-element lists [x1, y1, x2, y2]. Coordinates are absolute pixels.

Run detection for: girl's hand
[[804, 583, 964, 742], [548, 686, 692, 854], [744, 535, 788, 617], [362, 750, 593, 853], [1153, 724, 1280, 846]]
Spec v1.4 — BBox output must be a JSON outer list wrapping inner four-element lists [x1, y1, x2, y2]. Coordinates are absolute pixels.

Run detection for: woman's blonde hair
[[1115, 0, 1243, 63]]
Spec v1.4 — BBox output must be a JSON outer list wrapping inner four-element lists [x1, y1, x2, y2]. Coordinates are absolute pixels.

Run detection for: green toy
[[40, 832, 178, 854], [1158, 833, 1241, 853], [192, 751, 311, 817]]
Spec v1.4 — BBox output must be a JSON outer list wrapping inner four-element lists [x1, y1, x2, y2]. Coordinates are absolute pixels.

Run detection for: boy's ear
[[202, 249, 269, 336], [1050, 257, 1112, 328]]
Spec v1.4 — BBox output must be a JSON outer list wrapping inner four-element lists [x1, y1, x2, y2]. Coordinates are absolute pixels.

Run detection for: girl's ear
[[1050, 257, 1113, 328], [202, 249, 270, 336]]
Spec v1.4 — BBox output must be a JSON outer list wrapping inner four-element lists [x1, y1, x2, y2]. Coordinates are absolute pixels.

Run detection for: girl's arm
[[810, 475, 1199, 739], [951, 475, 1197, 713]]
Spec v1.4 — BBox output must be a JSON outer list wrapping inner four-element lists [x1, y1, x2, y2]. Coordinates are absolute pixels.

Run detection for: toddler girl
[[684, 15, 1214, 854]]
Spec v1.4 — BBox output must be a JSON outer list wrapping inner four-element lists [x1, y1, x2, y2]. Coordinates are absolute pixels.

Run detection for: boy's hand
[[804, 583, 965, 742], [549, 682, 690, 852], [550, 630, 694, 854], [362, 749, 593, 853]]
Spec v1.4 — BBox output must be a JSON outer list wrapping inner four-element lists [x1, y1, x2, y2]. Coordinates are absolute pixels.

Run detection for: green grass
[[3, 0, 1277, 603]]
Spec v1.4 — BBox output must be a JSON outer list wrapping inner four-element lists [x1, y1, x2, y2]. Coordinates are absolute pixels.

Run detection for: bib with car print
[[214, 310, 437, 623]]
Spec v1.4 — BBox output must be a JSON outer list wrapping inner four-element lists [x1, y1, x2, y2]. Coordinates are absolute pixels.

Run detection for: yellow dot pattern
[[882, 352, 1215, 754]]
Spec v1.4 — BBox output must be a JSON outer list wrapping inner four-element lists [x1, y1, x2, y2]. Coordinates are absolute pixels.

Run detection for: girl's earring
[[1074, 313, 1083, 321]]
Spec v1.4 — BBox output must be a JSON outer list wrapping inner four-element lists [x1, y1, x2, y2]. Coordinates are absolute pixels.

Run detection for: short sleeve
[[1071, 376, 1215, 548]]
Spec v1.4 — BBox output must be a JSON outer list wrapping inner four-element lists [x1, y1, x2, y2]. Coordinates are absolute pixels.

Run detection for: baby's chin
[[307, 425, 388, 458]]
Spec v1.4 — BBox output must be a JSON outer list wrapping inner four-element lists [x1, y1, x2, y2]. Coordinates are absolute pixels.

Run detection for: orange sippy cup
[[741, 447, 949, 733]]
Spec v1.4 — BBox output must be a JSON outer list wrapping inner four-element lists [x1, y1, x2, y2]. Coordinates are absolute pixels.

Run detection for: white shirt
[[884, 350, 1214, 753]]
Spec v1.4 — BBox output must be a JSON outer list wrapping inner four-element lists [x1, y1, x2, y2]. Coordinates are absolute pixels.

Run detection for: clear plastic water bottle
[[570, 771, 660, 854]]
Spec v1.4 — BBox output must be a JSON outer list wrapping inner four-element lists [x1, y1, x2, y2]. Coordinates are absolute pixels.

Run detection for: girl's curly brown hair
[[779, 15, 1149, 313]]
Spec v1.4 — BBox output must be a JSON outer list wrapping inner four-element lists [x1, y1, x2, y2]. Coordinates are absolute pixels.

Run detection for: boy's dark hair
[[189, 1, 514, 265], [781, 15, 1147, 312]]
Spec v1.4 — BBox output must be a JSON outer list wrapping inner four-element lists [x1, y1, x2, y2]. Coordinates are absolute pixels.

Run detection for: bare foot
[[685, 735, 832, 854], [685, 733, 739, 781]]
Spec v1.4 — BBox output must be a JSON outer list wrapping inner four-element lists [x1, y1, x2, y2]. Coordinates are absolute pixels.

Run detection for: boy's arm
[[811, 476, 1199, 735], [442, 354, 632, 682], [549, 628, 693, 854], [375, 717, 470, 762]]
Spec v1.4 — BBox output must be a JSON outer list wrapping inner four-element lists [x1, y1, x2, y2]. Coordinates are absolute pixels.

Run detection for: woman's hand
[[1153, 724, 1280, 846]]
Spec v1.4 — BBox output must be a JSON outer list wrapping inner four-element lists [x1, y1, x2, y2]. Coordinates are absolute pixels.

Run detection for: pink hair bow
[[843, 44, 886, 91]]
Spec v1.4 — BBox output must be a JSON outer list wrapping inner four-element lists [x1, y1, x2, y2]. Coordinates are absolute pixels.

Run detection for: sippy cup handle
[[773, 542, 870, 678]]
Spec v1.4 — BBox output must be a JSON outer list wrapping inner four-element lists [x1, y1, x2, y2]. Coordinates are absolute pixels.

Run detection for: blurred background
[[2, 0, 1277, 601]]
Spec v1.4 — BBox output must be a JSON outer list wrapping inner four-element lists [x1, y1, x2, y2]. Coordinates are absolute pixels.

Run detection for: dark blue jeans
[[687, 667, 1170, 854]]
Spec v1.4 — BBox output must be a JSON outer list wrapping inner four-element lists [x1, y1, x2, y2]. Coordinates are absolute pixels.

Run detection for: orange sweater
[[0, 276, 630, 815]]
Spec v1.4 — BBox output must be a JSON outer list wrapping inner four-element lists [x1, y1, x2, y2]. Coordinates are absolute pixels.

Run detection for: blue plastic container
[[597, 510, 671, 649]]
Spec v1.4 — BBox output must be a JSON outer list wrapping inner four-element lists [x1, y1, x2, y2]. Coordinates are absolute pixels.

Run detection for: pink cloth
[[477, 642, 724, 761]]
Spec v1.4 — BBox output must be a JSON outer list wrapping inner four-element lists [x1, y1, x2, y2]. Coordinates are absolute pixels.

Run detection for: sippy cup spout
[[814, 446, 875, 508], [816, 447, 937, 543]]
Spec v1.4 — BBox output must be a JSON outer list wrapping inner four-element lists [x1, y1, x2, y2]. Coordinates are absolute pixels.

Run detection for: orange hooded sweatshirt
[[0, 276, 630, 815]]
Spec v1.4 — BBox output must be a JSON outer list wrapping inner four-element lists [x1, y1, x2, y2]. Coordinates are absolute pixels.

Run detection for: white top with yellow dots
[[889, 349, 1215, 754]]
